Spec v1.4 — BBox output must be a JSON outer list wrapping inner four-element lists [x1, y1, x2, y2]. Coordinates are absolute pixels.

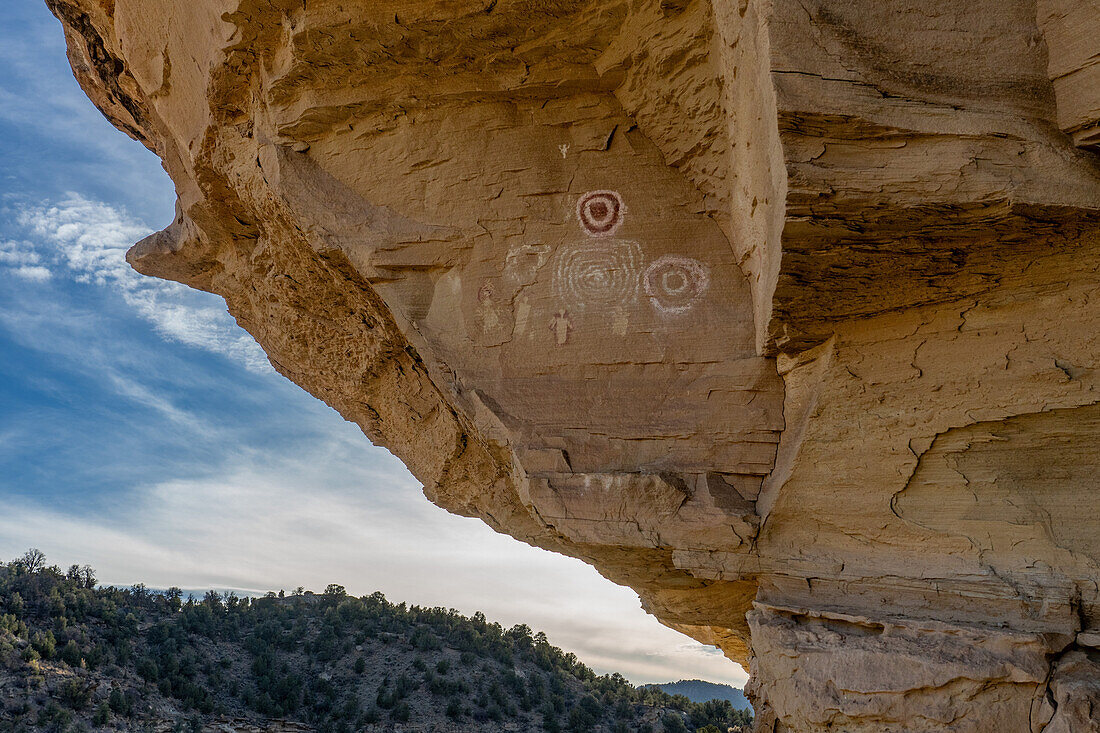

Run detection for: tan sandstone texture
[[45, 0, 1100, 729]]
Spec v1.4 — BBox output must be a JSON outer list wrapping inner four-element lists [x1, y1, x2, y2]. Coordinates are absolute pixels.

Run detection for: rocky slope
[[41, 0, 1100, 730]]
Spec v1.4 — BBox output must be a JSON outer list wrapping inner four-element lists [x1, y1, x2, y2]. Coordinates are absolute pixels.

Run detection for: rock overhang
[[46, 0, 1100, 729]]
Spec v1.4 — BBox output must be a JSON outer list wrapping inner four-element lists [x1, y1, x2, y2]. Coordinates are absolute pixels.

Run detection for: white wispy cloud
[[1, 240, 50, 281], [0, 239, 43, 266], [10, 265, 51, 281], [4, 194, 268, 372]]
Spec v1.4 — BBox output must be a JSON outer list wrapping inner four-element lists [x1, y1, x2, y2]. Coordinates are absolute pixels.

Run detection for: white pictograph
[[477, 280, 501, 332], [552, 239, 641, 310], [643, 255, 710, 315], [513, 296, 531, 338], [611, 306, 629, 336], [503, 243, 551, 285]]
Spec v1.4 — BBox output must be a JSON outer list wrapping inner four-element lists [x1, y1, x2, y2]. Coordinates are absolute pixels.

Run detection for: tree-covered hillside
[[0, 550, 753, 732]]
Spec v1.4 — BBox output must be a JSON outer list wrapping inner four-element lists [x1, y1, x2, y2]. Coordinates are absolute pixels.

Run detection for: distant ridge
[[648, 679, 751, 710]]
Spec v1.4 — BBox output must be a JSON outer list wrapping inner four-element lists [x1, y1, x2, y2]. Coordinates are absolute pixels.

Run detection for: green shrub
[[59, 640, 82, 667], [0, 554, 754, 733], [37, 701, 72, 731], [58, 679, 92, 710], [662, 713, 690, 733], [108, 687, 131, 717], [30, 631, 55, 660]]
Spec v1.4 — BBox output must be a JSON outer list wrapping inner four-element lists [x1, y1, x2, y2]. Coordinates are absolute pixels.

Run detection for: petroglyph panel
[[428, 180, 775, 475]]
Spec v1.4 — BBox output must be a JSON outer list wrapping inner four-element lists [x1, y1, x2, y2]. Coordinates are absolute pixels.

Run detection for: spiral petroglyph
[[577, 190, 625, 237], [553, 240, 641, 309], [643, 255, 710, 315]]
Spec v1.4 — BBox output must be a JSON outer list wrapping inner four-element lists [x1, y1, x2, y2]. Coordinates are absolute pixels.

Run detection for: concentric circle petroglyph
[[577, 190, 625, 237], [643, 255, 710, 314], [553, 240, 641, 309]]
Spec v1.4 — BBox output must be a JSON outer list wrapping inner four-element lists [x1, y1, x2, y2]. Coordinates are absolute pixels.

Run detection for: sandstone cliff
[[44, 0, 1100, 730]]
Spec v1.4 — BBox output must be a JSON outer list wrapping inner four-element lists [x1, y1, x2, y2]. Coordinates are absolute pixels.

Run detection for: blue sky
[[0, 0, 747, 688]]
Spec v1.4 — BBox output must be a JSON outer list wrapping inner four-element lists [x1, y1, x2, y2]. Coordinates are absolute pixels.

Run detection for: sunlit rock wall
[[46, 0, 1100, 729]]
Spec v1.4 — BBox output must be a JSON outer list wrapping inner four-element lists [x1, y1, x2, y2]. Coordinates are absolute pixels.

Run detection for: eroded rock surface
[[45, 0, 1100, 729]]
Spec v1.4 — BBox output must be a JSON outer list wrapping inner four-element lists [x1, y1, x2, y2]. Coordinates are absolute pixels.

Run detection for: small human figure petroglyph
[[477, 280, 501, 332], [548, 310, 573, 346], [611, 306, 629, 336], [514, 296, 531, 337], [559, 144, 570, 159]]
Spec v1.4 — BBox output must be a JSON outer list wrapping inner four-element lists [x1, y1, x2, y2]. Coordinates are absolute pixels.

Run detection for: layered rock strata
[[46, 0, 1100, 729]]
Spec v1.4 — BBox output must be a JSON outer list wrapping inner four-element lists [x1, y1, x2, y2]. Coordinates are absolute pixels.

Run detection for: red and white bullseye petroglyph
[[643, 255, 710, 315], [576, 190, 625, 237]]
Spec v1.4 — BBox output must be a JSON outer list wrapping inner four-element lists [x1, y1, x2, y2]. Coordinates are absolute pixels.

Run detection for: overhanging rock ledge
[[46, 0, 1100, 729]]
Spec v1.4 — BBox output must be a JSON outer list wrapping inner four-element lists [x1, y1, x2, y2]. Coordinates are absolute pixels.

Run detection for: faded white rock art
[[514, 296, 531, 338], [477, 280, 501, 333], [611, 306, 629, 336], [643, 255, 710, 315], [552, 239, 641, 310], [504, 243, 551, 286]]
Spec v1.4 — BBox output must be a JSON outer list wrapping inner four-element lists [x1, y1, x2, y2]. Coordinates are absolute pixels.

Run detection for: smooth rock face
[[45, 0, 1100, 729]]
